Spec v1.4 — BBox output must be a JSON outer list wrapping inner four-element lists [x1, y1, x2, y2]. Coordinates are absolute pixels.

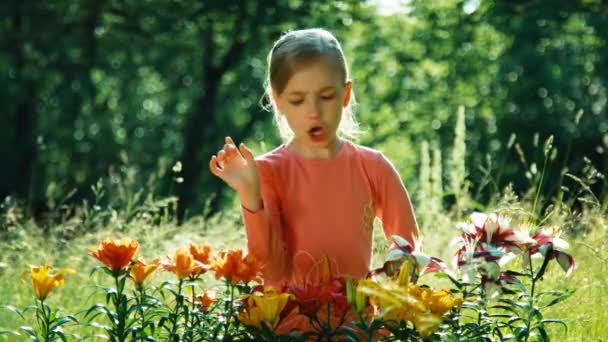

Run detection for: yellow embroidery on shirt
[[362, 200, 375, 234]]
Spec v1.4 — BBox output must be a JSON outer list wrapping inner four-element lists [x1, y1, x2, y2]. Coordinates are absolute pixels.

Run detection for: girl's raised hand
[[209, 137, 261, 210]]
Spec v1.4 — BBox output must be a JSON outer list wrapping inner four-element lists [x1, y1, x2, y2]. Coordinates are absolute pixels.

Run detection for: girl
[[209, 28, 419, 288]]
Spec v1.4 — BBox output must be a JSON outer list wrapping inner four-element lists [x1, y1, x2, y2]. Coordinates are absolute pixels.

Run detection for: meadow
[[0, 123, 606, 341]]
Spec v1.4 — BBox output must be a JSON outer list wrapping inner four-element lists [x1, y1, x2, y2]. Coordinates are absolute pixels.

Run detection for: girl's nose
[[306, 99, 322, 118]]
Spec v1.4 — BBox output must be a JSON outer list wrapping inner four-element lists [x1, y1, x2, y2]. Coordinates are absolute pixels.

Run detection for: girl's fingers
[[239, 143, 255, 163], [224, 143, 241, 161], [216, 150, 226, 166], [223, 144, 234, 157], [209, 156, 222, 177], [225, 136, 241, 158]]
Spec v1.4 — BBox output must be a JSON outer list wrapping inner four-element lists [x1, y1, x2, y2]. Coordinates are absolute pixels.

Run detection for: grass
[[1, 109, 606, 340], [1, 192, 605, 340]]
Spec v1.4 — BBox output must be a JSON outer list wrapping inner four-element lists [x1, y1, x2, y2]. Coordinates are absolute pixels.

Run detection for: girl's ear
[[343, 81, 352, 107], [271, 91, 283, 115]]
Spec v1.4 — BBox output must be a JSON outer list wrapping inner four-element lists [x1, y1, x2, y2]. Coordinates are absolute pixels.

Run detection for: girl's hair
[[264, 28, 361, 142]]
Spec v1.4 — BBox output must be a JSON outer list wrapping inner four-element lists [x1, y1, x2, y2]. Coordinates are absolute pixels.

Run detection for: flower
[[20, 263, 75, 300], [130, 258, 161, 287], [212, 249, 261, 285], [89, 238, 139, 273], [162, 246, 207, 279], [283, 277, 349, 318], [530, 227, 575, 276], [456, 213, 533, 253], [189, 243, 213, 266], [238, 287, 293, 328], [196, 290, 216, 313], [358, 261, 462, 338], [371, 235, 445, 283]]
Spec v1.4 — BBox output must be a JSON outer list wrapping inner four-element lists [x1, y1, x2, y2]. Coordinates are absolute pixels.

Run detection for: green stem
[[532, 155, 549, 224], [188, 286, 196, 341], [137, 287, 146, 336], [170, 279, 184, 340], [38, 299, 51, 342], [114, 273, 126, 342], [525, 253, 536, 342], [224, 281, 235, 337]]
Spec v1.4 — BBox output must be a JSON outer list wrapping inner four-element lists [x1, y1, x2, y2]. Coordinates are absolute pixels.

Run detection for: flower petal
[[555, 251, 575, 276]]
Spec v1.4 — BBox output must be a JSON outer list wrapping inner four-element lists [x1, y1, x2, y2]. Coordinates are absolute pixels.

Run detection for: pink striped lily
[[370, 235, 445, 283]]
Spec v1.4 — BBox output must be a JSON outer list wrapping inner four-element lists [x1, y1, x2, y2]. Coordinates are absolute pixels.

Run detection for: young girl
[[209, 28, 419, 288]]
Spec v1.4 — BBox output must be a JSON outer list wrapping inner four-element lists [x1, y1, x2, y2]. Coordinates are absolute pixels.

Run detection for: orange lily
[[20, 263, 75, 300], [212, 249, 261, 285], [89, 238, 139, 273], [162, 246, 206, 279], [130, 258, 161, 287], [189, 243, 213, 266], [196, 290, 217, 312]]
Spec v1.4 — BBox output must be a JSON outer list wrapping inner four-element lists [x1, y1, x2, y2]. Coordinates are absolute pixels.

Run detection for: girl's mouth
[[308, 126, 326, 142]]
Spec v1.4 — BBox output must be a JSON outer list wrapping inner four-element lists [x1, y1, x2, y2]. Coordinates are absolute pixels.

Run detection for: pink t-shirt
[[242, 140, 419, 286]]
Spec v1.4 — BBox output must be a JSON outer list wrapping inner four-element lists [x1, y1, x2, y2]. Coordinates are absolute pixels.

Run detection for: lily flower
[[189, 243, 213, 266], [371, 235, 445, 282], [212, 249, 261, 285], [530, 227, 575, 276], [130, 257, 161, 288], [89, 238, 139, 274], [283, 276, 349, 318], [20, 263, 75, 301], [196, 290, 217, 313], [238, 287, 293, 328], [358, 262, 462, 338], [457, 213, 533, 252], [162, 246, 207, 279]]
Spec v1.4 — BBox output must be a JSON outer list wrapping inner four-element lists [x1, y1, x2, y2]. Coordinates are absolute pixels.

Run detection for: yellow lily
[[238, 287, 293, 327], [20, 263, 76, 301], [358, 259, 463, 338]]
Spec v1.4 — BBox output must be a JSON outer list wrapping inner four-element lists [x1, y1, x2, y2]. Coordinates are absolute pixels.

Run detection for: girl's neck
[[286, 137, 343, 160]]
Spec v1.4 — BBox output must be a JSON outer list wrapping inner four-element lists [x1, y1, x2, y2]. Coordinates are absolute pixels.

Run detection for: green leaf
[[541, 319, 568, 334], [499, 298, 525, 309], [541, 289, 575, 309], [23, 305, 39, 315], [84, 304, 110, 320], [89, 265, 109, 277], [52, 328, 68, 342], [0, 329, 21, 336], [19, 326, 38, 340], [488, 313, 515, 319], [534, 325, 549, 341], [50, 315, 78, 329], [514, 326, 529, 339], [3, 305, 25, 320], [504, 270, 530, 278]]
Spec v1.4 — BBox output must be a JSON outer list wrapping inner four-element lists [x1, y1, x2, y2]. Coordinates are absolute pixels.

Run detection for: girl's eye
[[289, 100, 304, 105], [321, 94, 335, 100]]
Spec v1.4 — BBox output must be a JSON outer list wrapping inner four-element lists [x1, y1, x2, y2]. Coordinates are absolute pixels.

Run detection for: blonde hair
[[263, 28, 361, 142]]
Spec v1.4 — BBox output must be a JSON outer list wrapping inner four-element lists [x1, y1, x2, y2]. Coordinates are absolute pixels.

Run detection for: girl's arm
[[372, 152, 420, 249], [240, 160, 290, 281], [209, 137, 289, 281]]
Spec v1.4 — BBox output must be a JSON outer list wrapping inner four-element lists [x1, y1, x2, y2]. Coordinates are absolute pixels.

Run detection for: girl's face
[[273, 59, 352, 158]]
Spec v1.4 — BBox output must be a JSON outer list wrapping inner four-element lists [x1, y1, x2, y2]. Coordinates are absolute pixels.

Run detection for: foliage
[[0, 212, 581, 341], [1, 1, 606, 218]]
